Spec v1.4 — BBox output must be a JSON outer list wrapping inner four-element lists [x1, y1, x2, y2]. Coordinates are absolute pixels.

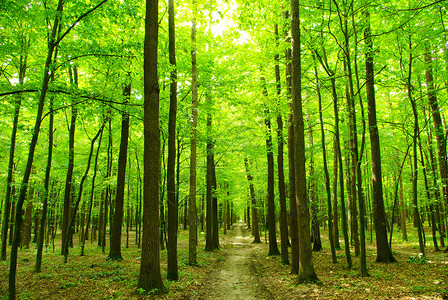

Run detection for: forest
[[1, 0, 448, 298]]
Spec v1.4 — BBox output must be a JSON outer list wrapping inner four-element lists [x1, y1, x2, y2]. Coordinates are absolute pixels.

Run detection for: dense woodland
[[1, 0, 448, 298]]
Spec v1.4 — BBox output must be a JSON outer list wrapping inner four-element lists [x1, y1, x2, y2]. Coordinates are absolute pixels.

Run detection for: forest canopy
[[1, 0, 448, 298]]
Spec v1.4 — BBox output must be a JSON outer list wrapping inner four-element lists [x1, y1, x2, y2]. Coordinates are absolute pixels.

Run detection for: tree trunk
[[61, 64, 79, 256], [425, 47, 448, 252], [138, 0, 166, 292], [284, 9, 299, 274], [366, 11, 396, 263], [108, 81, 131, 261], [332, 139, 340, 250], [244, 158, 261, 243], [80, 126, 103, 256], [188, 0, 198, 265], [35, 89, 55, 272], [290, 0, 318, 283], [63, 125, 104, 263], [306, 111, 322, 252], [211, 149, 219, 250], [167, 0, 178, 280], [159, 137, 166, 250], [264, 108, 280, 256], [8, 1, 63, 296], [274, 23, 289, 264], [1, 42, 28, 261], [313, 55, 336, 261], [205, 109, 214, 251]]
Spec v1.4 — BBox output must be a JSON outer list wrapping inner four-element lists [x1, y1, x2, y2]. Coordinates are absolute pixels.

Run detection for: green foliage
[[407, 254, 429, 264]]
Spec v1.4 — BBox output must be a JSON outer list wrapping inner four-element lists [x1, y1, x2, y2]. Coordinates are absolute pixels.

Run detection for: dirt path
[[199, 221, 273, 300]]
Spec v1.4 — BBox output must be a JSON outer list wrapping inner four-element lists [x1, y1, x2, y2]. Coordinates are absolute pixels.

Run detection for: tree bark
[[61, 64, 79, 256], [366, 11, 396, 263], [425, 47, 448, 252], [244, 158, 261, 243], [291, 0, 318, 283], [63, 125, 105, 263], [167, 0, 178, 280], [264, 108, 280, 256], [332, 139, 340, 249], [108, 81, 131, 261], [306, 113, 322, 252], [313, 55, 336, 261], [1, 41, 28, 261], [284, 9, 299, 274], [188, 0, 198, 265], [138, 0, 166, 292], [274, 23, 289, 264], [80, 124, 103, 256], [8, 1, 63, 296]]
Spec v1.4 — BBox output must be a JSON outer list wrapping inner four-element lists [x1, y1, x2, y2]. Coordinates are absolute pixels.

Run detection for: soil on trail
[[198, 221, 273, 300]]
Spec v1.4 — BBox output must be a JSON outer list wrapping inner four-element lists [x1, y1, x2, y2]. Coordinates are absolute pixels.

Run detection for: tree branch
[[55, 0, 109, 47]]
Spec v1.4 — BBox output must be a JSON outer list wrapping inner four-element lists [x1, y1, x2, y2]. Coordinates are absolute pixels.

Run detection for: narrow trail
[[199, 221, 273, 300]]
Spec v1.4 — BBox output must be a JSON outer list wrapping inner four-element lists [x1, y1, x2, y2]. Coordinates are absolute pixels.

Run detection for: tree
[[290, 0, 318, 283], [425, 45, 448, 252], [138, 0, 166, 292], [264, 106, 280, 256], [61, 64, 79, 256], [365, 10, 396, 264], [8, 0, 64, 297], [274, 23, 290, 265], [244, 158, 261, 243], [1, 33, 28, 261], [166, 0, 178, 280], [108, 79, 131, 261], [284, 9, 300, 274], [188, 0, 199, 266]]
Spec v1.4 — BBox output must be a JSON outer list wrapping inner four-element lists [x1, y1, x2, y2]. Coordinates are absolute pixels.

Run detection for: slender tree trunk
[[223, 198, 228, 234], [205, 110, 214, 251], [211, 148, 219, 250], [399, 175, 407, 241], [334, 81, 352, 269], [108, 81, 131, 261], [176, 135, 182, 232], [353, 8, 368, 275], [314, 41, 351, 268], [260, 76, 280, 256], [313, 55, 336, 261], [332, 139, 340, 249], [425, 47, 448, 252], [167, 0, 178, 280], [227, 199, 231, 229], [61, 64, 79, 255], [64, 125, 105, 263], [35, 91, 55, 272], [80, 126, 103, 256], [274, 23, 289, 264], [291, 0, 318, 283], [135, 150, 143, 248], [159, 137, 166, 250], [406, 40, 425, 256], [264, 108, 280, 256], [307, 112, 322, 252], [22, 188, 34, 249], [138, 0, 166, 291], [188, 0, 198, 265], [245, 159, 261, 243], [284, 9, 299, 273], [8, 1, 63, 296], [1, 44, 28, 261], [366, 12, 396, 263]]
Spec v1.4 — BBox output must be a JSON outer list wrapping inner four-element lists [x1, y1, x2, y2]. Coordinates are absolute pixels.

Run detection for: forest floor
[[1, 222, 448, 299]]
